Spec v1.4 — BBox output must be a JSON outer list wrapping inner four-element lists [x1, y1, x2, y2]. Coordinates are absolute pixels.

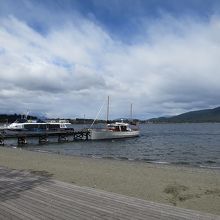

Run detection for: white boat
[[89, 97, 140, 140], [90, 121, 140, 140], [7, 119, 72, 131]]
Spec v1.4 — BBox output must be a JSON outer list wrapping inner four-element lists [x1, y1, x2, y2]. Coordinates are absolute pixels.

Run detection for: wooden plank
[[0, 202, 41, 220], [20, 193, 116, 220], [33, 184, 172, 220], [4, 198, 72, 220], [0, 205, 30, 220], [16, 189, 112, 220]]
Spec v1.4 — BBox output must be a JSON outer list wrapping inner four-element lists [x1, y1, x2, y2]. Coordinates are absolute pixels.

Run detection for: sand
[[0, 147, 219, 215]]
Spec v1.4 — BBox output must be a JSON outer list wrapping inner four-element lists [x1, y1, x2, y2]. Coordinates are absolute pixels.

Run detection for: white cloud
[[0, 12, 220, 119]]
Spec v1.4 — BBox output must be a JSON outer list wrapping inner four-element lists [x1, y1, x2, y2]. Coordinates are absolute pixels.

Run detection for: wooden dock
[[0, 167, 219, 220], [0, 129, 90, 145]]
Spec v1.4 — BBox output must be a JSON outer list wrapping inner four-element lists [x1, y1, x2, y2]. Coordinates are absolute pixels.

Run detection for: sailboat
[[89, 97, 140, 140]]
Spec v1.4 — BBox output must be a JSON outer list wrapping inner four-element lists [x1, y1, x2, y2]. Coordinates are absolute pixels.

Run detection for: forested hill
[[0, 114, 37, 123], [147, 107, 220, 123]]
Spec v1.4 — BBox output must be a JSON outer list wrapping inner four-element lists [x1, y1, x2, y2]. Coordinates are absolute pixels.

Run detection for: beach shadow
[[0, 166, 53, 202]]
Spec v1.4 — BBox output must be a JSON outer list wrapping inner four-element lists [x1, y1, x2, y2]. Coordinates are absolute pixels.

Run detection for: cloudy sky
[[0, 0, 220, 119]]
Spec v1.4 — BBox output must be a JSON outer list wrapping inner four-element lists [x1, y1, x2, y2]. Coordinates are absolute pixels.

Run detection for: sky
[[0, 0, 220, 119]]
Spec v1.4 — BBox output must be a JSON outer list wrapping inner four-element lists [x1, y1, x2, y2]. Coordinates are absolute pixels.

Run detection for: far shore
[[0, 147, 219, 215]]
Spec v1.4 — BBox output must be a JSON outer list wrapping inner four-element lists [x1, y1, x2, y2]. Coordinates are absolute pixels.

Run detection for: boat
[[7, 119, 72, 131], [90, 121, 139, 140], [89, 97, 140, 140]]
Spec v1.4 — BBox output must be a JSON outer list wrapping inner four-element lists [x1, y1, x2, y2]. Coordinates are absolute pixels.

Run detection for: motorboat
[[7, 119, 72, 131], [90, 121, 139, 140]]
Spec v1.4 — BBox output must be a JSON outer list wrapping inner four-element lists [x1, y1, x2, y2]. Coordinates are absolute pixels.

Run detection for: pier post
[[85, 132, 89, 140], [18, 136, 27, 145], [0, 137, 4, 146], [1, 130, 90, 145], [73, 131, 88, 140], [58, 134, 68, 142], [39, 135, 48, 144]]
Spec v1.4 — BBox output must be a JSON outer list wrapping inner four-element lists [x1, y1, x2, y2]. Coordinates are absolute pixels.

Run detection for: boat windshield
[[14, 119, 45, 123]]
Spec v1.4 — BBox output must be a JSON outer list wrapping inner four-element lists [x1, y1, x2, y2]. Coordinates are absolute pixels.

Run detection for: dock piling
[[17, 136, 27, 145], [58, 134, 68, 142], [0, 129, 91, 145], [39, 135, 48, 144], [0, 136, 4, 146]]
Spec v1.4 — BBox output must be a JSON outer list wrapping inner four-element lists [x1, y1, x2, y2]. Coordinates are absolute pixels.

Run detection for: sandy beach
[[0, 147, 219, 215]]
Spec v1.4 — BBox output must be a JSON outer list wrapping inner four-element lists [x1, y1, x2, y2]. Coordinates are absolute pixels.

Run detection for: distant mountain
[[147, 107, 220, 123]]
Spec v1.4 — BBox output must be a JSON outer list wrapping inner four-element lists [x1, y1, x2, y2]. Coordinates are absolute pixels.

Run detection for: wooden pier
[[0, 129, 90, 145], [0, 166, 219, 220]]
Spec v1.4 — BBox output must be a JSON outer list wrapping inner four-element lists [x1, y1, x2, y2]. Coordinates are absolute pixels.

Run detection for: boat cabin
[[107, 122, 132, 132]]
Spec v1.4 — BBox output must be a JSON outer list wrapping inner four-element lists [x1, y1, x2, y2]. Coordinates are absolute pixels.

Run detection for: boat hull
[[90, 129, 140, 140]]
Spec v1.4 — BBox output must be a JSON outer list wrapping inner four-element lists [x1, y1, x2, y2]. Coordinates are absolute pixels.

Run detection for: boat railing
[[89, 128, 108, 132]]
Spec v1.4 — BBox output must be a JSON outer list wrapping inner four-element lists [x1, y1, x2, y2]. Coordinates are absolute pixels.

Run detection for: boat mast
[[107, 96, 110, 123], [130, 103, 133, 122]]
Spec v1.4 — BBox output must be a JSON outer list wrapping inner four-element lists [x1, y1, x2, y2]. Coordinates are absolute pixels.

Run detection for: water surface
[[4, 123, 220, 168]]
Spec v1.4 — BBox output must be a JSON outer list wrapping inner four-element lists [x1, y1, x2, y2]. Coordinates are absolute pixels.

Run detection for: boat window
[[23, 124, 48, 130], [48, 124, 60, 129], [24, 124, 40, 129], [39, 124, 47, 129], [121, 126, 127, 131], [115, 126, 120, 131]]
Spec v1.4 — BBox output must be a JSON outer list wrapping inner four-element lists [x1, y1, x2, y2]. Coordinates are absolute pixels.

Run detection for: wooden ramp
[[0, 167, 219, 220]]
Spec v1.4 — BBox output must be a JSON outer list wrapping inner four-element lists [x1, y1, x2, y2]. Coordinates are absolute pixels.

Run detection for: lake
[[3, 123, 220, 168]]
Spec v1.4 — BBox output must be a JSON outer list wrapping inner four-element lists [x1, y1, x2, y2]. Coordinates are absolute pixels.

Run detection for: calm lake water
[[4, 123, 220, 168]]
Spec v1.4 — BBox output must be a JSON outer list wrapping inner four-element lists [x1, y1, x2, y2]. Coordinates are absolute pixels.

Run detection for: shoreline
[[2, 139, 220, 171], [13, 146, 220, 171], [0, 146, 219, 215]]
